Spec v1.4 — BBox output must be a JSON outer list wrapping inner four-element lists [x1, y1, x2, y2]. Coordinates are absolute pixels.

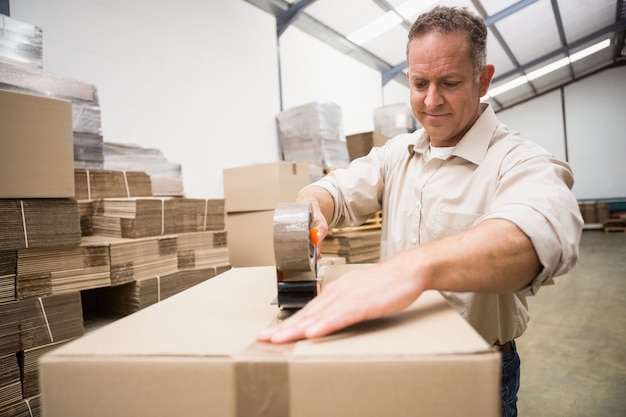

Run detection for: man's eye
[[414, 82, 427, 89], [443, 82, 460, 88]]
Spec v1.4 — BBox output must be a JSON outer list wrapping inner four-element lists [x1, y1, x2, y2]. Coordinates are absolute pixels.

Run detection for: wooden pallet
[[603, 218, 626, 233], [330, 211, 382, 234]]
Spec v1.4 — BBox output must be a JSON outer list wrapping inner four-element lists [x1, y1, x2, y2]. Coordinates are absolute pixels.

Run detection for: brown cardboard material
[[223, 162, 310, 213], [226, 210, 276, 267], [345, 131, 389, 161], [0, 89, 75, 198], [40, 264, 501, 417]]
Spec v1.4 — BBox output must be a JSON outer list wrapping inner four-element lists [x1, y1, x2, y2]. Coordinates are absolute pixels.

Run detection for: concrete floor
[[517, 230, 626, 416]]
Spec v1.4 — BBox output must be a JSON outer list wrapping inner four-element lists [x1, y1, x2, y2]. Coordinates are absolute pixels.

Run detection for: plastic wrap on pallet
[[0, 60, 98, 103], [0, 15, 43, 68], [103, 142, 184, 197], [276, 101, 350, 170], [72, 102, 102, 135], [374, 103, 418, 138], [73, 132, 105, 170]]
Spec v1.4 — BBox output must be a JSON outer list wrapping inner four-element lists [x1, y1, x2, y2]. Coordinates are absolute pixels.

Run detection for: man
[[258, 6, 583, 416]]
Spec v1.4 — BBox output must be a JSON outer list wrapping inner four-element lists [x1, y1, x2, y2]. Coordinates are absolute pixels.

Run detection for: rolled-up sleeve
[[480, 151, 583, 296]]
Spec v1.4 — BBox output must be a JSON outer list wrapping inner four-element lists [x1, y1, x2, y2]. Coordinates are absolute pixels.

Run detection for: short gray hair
[[407, 6, 488, 78]]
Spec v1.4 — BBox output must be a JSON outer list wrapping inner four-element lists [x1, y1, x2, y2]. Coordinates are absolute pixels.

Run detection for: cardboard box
[[223, 162, 310, 213], [40, 265, 501, 417], [345, 131, 389, 161], [226, 210, 275, 267], [0, 89, 75, 198]]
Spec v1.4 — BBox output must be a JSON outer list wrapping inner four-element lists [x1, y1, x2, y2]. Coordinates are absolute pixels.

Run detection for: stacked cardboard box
[[39, 264, 502, 417], [223, 162, 311, 267], [345, 131, 389, 161]]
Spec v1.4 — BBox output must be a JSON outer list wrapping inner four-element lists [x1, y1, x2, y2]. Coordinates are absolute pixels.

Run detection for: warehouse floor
[[516, 230, 626, 416]]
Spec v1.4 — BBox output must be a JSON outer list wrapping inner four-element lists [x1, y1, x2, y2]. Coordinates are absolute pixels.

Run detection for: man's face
[[407, 31, 493, 147]]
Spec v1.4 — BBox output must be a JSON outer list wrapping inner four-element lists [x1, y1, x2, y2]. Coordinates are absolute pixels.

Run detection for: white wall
[[497, 89, 566, 161], [564, 66, 626, 200], [495, 66, 626, 200]]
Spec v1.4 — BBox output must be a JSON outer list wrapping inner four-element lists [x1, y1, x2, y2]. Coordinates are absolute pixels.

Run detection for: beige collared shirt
[[309, 104, 583, 344]]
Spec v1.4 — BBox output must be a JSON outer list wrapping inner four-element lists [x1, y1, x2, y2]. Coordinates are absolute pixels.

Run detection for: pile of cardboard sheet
[[0, 251, 16, 304], [81, 235, 179, 287], [176, 198, 225, 233], [0, 353, 21, 411], [91, 197, 178, 238], [321, 229, 382, 264], [176, 231, 230, 271], [90, 197, 226, 239], [90, 230, 232, 316], [0, 292, 83, 412], [74, 169, 153, 200], [16, 241, 110, 300], [0, 291, 84, 359], [0, 199, 82, 251]]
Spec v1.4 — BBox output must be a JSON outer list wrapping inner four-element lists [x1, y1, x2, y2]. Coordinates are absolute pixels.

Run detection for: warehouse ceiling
[[245, 0, 626, 111]]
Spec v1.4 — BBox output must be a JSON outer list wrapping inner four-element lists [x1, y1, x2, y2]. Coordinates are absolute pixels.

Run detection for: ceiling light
[[526, 57, 570, 81], [486, 38, 611, 98], [569, 38, 611, 61], [347, 0, 437, 46], [347, 13, 401, 45]]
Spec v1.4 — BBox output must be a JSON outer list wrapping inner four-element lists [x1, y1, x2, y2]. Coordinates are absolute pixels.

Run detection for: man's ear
[[479, 64, 496, 97]]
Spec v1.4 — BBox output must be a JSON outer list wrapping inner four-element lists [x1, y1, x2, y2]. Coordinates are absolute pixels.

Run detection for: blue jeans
[[501, 340, 521, 417]]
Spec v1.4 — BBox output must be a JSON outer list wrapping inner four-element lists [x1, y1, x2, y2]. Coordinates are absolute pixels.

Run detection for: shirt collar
[[408, 103, 497, 165]]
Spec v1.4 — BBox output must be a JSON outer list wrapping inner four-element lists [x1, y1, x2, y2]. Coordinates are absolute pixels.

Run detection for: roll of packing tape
[[273, 201, 317, 274]]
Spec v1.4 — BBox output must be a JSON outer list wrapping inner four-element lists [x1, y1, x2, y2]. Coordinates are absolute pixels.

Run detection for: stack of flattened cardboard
[[16, 241, 110, 300], [0, 199, 82, 251], [93, 271, 188, 316], [0, 251, 16, 304], [176, 198, 225, 233], [176, 231, 230, 272], [321, 229, 382, 263], [88, 230, 232, 316], [0, 353, 21, 411], [0, 292, 83, 415], [91, 197, 178, 239], [74, 169, 153, 200], [0, 294, 83, 354], [22, 341, 66, 399], [81, 235, 179, 287], [74, 168, 153, 237], [0, 396, 41, 417]]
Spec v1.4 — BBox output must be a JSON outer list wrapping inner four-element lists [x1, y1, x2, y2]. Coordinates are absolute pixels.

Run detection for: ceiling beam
[[244, 0, 408, 87], [493, 20, 626, 83], [276, 0, 317, 37]]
